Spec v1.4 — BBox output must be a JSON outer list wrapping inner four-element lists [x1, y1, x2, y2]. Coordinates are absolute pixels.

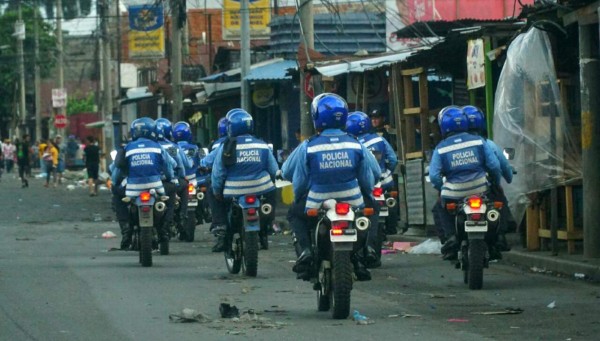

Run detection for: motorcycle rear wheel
[[468, 239, 486, 290], [243, 231, 259, 277], [186, 211, 196, 242], [225, 236, 242, 274], [331, 251, 352, 319], [140, 226, 153, 267]]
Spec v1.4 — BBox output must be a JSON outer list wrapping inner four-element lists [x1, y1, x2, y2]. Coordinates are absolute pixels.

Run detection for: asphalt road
[[1, 172, 600, 341]]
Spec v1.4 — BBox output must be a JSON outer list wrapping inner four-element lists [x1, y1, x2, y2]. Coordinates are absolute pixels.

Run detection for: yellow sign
[[223, 0, 271, 40], [128, 5, 165, 59]]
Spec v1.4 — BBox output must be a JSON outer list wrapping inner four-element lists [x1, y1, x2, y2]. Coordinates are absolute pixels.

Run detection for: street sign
[[52, 88, 67, 108], [54, 114, 67, 129]]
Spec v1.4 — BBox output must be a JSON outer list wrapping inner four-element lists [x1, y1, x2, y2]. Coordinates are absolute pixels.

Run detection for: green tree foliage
[[67, 92, 95, 115], [0, 6, 56, 128]]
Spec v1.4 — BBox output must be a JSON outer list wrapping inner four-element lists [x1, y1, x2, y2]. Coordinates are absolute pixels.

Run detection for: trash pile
[[380, 239, 441, 255]]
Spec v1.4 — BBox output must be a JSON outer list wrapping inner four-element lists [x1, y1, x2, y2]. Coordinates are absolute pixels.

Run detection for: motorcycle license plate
[[188, 198, 198, 207], [379, 207, 389, 217], [139, 207, 154, 227], [464, 221, 488, 232]]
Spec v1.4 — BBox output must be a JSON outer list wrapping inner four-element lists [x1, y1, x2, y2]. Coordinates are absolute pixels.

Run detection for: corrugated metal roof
[[394, 19, 523, 39], [314, 45, 434, 77], [244, 60, 298, 81], [200, 58, 286, 83]]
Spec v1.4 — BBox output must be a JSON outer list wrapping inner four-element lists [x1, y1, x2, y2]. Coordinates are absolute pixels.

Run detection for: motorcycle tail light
[[445, 202, 457, 211], [494, 201, 504, 209], [335, 203, 350, 215], [470, 213, 482, 221], [188, 184, 195, 194], [373, 187, 383, 196], [390, 191, 398, 198], [140, 192, 151, 203], [331, 221, 349, 235], [468, 197, 482, 209], [248, 208, 257, 215], [245, 195, 257, 204], [246, 208, 258, 221], [363, 207, 374, 216]]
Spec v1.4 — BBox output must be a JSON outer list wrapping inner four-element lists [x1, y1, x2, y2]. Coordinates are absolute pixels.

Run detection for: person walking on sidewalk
[[53, 135, 66, 185], [16, 134, 32, 188], [3, 139, 16, 175], [83, 136, 101, 196]]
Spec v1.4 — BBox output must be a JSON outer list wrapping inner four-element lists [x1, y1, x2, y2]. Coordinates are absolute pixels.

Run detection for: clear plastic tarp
[[493, 27, 582, 225]]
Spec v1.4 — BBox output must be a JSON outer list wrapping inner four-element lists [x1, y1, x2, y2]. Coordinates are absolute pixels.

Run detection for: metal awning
[[85, 120, 127, 128], [200, 58, 287, 83], [244, 60, 298, 81], [314, 48, 432, 77]]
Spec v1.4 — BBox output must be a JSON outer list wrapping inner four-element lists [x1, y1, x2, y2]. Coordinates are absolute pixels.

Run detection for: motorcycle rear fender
[[331, 241, 354, 251], [137, 204, 154, 227], [463, 203, 487, 215], [325, 208, 355, 222], [237, 194, 261, 209], [467, 231, 486, 239]]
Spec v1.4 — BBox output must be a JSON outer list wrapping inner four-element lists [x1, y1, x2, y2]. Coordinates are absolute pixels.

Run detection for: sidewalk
[[387, 228, 600, 282]]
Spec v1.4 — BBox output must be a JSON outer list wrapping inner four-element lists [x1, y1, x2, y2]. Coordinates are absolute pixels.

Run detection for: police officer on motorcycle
[[173, 121, 201, 240], [429, 106, 502, 260], [113, 117, 176, 251], [211, 109, 279, 252], [346, 111, 398, 268], [281, 93, 381, 281], [155, 118, 191, 241], [463, 105, 515, 252]]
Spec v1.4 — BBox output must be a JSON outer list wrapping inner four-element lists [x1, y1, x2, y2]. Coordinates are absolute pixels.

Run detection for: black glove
[[214, 193, 224, 201]]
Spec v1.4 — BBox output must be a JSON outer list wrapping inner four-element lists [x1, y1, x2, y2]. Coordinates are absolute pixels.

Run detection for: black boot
[[292, 248, 313, 275], [441, 235, 459, 260], [363, 246, 381, 269], [352, 256, 371, 281], [212, 226, 227, 252], [119, 221, 132, 250], [259, 229, 269, 250]]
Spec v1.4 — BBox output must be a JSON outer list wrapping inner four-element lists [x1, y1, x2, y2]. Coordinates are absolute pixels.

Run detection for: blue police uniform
[[487, 139, 513, 184], [282, 129, 381, 252], [358, 133, 398, 189], [122, 137, 174, 197], [212, 135, 278, 198], [158, 139, 190, 179], [429, 132, 501, 200], [177, 140, 201, 186], [200, 136, 227, 169]]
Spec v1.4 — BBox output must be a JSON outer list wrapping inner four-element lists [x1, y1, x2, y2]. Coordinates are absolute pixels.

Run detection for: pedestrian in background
[[38, 139, 48, 175], [54, 135, 66, 185], [0, 138, 4, 181], [16, 134, 32, 188], [3, 139, 16, 174], [42, 139, 58, 188], [83, 136, 100, 196]]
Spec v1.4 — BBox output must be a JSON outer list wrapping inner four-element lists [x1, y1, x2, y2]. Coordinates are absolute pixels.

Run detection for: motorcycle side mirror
[[503, 148, 515, 160]]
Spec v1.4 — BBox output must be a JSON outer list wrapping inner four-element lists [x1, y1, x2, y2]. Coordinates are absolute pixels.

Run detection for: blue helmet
[[462, 105, 486, 134], [226, 108, 246, 120], [155, 118, 172, 140], [311, 93, 348, 130], [130, 117, 156, 140], [227, 110, 253, 137], [346, 111, 370, 136], [438, 106, 468, 137], [172, 121, 192, 142], [217, 117, 229, 138]]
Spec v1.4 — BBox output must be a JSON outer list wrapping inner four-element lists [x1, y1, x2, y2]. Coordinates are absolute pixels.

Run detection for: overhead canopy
[[244, 60, 298, 81], [200, 58, 287, 83], [314, 47, 432, 77], [394, 19, 523, 39]]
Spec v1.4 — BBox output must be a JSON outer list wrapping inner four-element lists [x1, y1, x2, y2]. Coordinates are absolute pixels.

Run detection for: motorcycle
[[194, 172, 212, 226], [372, 182, 398, 259], [224, 194, 273, 277], [123, 189, 168, 267], [305, 199, 373, 319], [179, 181, 199, 242], [446, 194, 503, 290]]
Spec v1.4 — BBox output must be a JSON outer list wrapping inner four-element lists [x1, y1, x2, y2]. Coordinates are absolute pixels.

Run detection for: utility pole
[[34, 0, 41, 141], [16, 0, 26, 138], [115, 0, 122, 145], [56, 0, 65, 138], [580, 22, 600, 258], [299, 0, 314, 141], [240, 0, 250, 111], [171, 0, 183, 122], [101, 0, 113, 165]]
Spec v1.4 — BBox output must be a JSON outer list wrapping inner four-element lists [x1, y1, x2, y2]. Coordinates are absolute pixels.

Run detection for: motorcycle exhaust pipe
[[355, 217, 370, 231], [155, 201, 167, 213], [196, 192, 204, 201], [487, 209, 500, 222], [385, 197, 397, 208], [261, 203, 273, 215]]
